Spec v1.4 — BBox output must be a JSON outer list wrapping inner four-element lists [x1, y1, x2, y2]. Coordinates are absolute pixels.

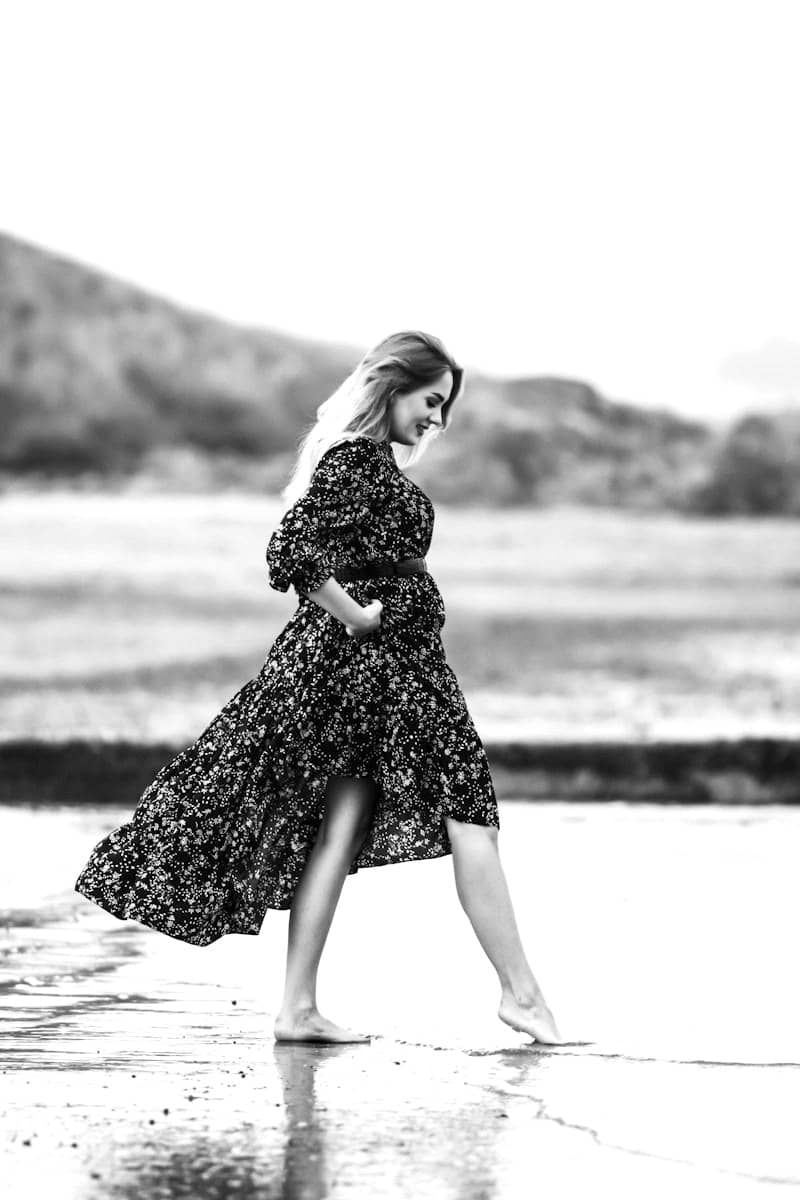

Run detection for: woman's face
[[388, 368, 453, 446]]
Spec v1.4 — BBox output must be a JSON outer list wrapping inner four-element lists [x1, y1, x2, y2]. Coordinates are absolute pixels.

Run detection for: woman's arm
[[266, 439, 394, 630], [304, 575, 380, 634]]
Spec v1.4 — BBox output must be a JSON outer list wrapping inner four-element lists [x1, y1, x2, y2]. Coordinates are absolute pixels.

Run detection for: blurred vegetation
[[1, 232, 798, 513], [688, 413, 800, 515], [4, 496, 800, 745]]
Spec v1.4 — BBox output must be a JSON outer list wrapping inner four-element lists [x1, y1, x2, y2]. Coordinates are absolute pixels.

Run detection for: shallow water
[[2, 801, 799, 1197]]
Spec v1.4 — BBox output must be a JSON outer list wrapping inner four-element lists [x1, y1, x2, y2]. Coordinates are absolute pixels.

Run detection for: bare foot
[[274, 1008, 371, 1044], [498, 992, 566, 1045]]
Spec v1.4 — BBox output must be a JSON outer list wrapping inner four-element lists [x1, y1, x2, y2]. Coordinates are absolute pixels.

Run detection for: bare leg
[[274, 776, 377, 1044], [445, 817, 565, 1044]]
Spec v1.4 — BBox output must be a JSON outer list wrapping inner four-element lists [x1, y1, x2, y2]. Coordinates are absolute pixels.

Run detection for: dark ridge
[[1, 737, 798, 805]]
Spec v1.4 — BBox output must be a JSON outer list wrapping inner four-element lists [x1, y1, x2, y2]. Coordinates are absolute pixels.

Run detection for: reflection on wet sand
[[272, 1041, 506, 1199], [274, 1043, 330, 1199]]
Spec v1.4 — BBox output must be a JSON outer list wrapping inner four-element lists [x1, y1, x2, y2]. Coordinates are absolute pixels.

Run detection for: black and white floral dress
[[74, 437, 499, 946]]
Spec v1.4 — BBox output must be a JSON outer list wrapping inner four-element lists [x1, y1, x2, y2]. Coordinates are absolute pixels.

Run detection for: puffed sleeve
[[266, 438, 394, 597]]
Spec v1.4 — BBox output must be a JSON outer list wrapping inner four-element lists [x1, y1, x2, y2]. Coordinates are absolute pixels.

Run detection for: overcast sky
[[2, 0, 798, 420]]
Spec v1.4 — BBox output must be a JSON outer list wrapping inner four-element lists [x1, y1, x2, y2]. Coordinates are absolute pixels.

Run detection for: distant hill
[[0, 232, 357, 493], [1, 231, 798, 512]]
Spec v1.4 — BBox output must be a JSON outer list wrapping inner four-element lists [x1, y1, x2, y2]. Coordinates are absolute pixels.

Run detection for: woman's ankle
[[500, 979, 544, 1008], [277, 996, 317, 1018]]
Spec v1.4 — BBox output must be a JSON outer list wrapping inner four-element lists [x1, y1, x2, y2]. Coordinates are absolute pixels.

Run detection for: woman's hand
[[345, 599, 383, 639]]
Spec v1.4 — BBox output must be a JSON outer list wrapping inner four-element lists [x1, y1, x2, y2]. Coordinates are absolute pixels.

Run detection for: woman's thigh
[[317, 775, 379, 848]]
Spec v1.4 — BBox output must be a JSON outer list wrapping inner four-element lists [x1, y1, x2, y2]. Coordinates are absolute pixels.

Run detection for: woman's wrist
[[306, 576, 369, 627]]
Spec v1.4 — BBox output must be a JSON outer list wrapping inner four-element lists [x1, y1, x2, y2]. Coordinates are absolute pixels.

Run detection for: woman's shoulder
[[310, 437, 397, 501], [325, 434, 390, 453], [318, 436, 393, 469]]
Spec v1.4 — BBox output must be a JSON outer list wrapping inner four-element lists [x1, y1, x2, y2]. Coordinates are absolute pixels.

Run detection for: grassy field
[[2, 491, 800, 744]]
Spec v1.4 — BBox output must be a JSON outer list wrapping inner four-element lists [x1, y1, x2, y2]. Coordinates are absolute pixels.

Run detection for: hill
[[0, 232, 356, 492], [2, 231, 798, 511]]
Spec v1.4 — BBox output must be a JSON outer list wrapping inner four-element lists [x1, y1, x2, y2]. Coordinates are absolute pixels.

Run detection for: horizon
[[2, 0, 799, 422]]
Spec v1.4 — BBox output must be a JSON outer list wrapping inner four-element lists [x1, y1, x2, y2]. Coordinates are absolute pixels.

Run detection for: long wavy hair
[[279, 330, 464, 509]]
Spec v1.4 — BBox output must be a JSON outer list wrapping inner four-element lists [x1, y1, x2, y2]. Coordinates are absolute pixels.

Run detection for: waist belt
[[334, 556, 428, 582]]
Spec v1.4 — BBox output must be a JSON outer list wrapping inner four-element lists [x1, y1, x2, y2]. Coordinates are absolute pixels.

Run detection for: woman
[[75, 330, 563, 1046]]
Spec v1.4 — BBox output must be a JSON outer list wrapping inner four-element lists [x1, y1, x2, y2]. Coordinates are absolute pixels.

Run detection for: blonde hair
[[279, 330, 463, 509]]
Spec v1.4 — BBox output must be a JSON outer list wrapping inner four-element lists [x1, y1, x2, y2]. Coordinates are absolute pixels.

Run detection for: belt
[[334, 556, 428, 582]]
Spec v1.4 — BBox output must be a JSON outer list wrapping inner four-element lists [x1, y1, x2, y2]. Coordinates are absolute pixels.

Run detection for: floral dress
[[74, 437, 499, 946]]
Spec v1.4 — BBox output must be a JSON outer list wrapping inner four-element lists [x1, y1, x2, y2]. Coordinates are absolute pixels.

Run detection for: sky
[[2, 0, 799, 421]]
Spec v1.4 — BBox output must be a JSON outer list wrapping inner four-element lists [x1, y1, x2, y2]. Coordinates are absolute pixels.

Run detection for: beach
[[2, 799, 799, 1198]]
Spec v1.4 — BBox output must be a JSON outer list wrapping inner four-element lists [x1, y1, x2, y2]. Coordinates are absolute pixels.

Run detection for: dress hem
[[74, 839, 463, 947]]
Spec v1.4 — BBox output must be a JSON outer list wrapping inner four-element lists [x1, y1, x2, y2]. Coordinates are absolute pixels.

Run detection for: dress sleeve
[[266, 438, 394, 597]]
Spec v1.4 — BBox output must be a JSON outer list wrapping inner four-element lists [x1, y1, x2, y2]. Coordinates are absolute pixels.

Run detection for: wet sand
[[2, 801, 800, 1197]]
